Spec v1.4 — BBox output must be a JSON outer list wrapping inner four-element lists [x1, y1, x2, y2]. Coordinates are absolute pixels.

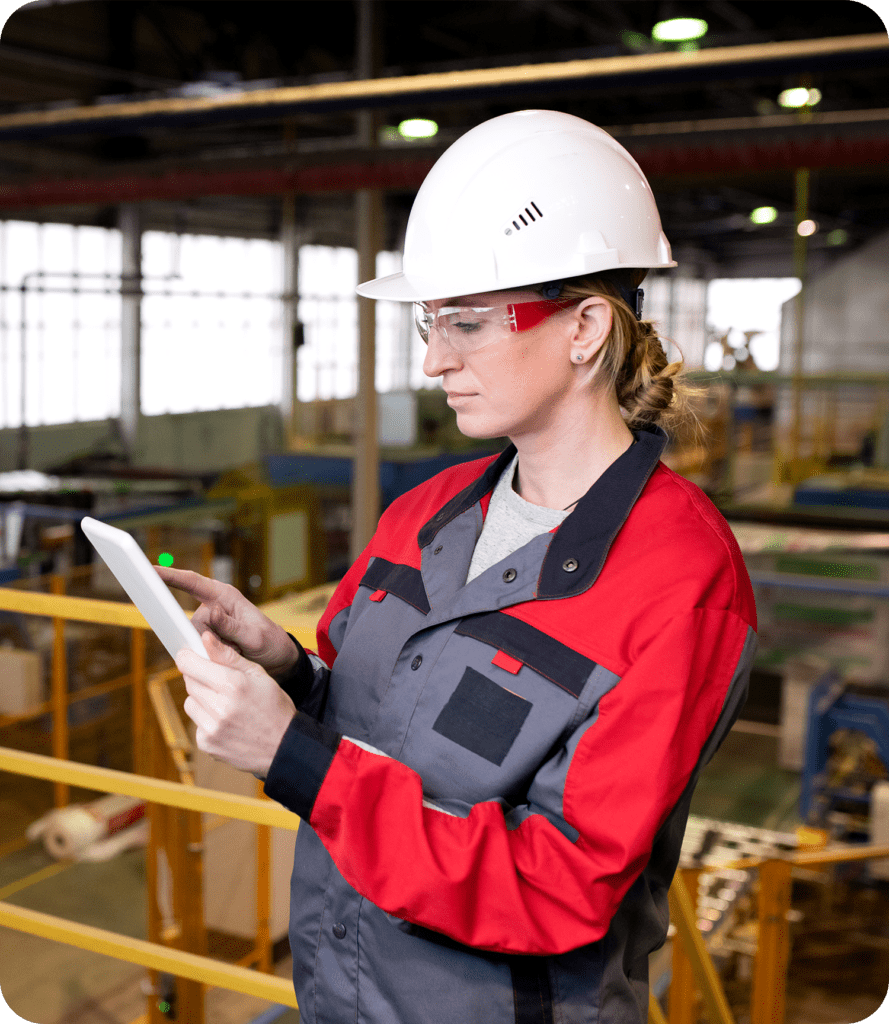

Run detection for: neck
[[510, 393, 635, 510]]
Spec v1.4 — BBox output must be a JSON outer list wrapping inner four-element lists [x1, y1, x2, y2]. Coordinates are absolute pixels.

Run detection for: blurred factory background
[[0, 2, 888, 1022]]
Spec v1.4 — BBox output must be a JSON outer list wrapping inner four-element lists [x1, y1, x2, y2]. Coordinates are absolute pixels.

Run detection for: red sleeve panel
[[265, 606, 752, 956]]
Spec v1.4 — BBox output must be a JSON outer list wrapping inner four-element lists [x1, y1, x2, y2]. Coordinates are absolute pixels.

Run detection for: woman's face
[[421, 289, 607, 442]]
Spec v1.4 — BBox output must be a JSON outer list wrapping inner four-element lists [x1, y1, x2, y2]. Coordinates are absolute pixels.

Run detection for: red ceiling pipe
[[0, 135, 886, 208]]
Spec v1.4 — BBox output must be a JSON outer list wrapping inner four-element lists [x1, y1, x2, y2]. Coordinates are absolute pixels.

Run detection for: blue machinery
[[800, 668, 889, 826]]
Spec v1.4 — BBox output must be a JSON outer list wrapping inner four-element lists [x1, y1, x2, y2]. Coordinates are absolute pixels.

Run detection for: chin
[[454, 413, 509, 440]]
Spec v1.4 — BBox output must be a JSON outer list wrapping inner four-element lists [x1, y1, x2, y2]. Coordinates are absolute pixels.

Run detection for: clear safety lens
[[414, 298, 576, 354]]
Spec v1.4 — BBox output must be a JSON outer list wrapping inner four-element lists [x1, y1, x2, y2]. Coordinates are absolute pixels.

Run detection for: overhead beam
[[0, 33, 884, 140]]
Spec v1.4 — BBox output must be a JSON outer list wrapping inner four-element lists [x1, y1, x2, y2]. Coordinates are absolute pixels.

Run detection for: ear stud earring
[[575, 354, 584, 362]]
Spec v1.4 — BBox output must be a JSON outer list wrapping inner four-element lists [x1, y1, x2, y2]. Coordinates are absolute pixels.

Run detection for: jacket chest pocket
[[432, 666, 533, 766], [404, 612, 598, 804]]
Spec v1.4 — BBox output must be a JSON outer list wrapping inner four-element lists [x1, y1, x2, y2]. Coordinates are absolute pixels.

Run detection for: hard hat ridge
[[356, 110, 676, 303]]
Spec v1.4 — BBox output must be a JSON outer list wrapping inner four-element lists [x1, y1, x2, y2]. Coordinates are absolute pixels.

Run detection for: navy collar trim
[[537, 424, 668, 598], [417, 424, 668, 598], [417, 445, 517, 550]]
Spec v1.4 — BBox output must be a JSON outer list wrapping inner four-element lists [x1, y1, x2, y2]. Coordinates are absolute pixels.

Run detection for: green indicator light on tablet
[[158, 552, 174, 567]]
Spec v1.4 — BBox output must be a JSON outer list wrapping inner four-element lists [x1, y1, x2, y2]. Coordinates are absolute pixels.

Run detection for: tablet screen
[[81, 517, 209, 661]]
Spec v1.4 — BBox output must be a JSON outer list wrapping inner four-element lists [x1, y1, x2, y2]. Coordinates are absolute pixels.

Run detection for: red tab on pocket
[[369, 589, 387, 602], [492, 649, 523, 675]]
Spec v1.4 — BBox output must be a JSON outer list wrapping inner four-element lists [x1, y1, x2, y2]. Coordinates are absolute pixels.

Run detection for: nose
[[422, 327, 463, 379]]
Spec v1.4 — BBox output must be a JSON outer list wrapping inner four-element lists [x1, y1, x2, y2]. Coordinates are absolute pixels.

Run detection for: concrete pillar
[[281, 193, 299, 448], [119, 204, 142, 461], [351, 0, 382, 561]]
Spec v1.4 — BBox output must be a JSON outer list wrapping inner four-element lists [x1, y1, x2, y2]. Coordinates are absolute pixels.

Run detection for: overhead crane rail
[[0, 33, 884, 140]]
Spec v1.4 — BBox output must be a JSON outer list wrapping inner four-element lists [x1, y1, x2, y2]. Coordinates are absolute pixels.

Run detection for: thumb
[[202, 629, 253, 671]]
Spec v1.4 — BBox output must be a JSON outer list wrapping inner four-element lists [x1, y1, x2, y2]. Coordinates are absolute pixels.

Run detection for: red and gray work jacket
[[264, 424, 757, 1024]]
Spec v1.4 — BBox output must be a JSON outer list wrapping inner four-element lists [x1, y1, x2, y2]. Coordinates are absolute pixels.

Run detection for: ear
[[569, 296, 612, 365]]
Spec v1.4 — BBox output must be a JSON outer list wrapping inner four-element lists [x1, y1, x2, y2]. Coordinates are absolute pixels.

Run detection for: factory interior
[[0, 1, 888, 1022]]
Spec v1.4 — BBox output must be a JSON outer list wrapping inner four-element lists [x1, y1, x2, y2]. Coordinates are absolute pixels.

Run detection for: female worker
[[160, 110, 757, 1024]]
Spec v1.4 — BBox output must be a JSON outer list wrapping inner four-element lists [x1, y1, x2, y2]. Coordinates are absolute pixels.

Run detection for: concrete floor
[[0, 715, 887, 1023]]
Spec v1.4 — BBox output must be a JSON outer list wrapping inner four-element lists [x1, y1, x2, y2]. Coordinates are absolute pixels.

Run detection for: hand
[[177, 631, 296, 778], [154, 565, 300, 679]]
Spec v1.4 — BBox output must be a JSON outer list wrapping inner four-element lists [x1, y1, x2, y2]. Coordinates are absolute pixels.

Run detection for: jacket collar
[[417, 424, 669, 599]]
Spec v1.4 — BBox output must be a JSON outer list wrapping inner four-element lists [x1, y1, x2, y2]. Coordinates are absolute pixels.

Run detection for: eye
[[451, 319, 483, 334]]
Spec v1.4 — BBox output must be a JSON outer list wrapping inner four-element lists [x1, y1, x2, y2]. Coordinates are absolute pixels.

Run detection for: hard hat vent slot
[[506, 202, 543, 236]]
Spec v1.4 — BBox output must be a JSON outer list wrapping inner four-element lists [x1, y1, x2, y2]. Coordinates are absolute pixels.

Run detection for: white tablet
[[81, 516, 209, 661]]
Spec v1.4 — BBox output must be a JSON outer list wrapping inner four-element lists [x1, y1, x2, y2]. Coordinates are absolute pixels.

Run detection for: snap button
[[562, 558, 579, 573], [434, 545, 443, 555], [502, 568, 517, 583], [411, 655, 423, 670], [332, 922, 346, 939]]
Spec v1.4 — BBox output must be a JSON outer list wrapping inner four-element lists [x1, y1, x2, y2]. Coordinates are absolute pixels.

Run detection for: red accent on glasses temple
[[508, 299, 575, 332]]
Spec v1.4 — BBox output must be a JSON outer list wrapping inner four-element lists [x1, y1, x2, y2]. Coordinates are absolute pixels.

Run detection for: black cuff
[[263, 711, 341, 820], [274, 633, 316, 707]]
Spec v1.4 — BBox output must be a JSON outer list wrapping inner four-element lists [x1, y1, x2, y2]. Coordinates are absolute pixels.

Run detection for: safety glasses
[[414, 297, 578, 354]]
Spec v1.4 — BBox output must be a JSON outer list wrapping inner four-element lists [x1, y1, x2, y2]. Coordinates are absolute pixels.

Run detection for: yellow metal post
[[146, 681, 206, 1023], [649, 990, 669, 1024], [49, 575, 69, 807], [669, 868, 701, 1024], [751, 858, 792, 1024], [199, 540, 213, 580], [146, 698, 164, 1024], [256, 778, 273, 973], [668, 871, 736, 1024], [131, 626, 146, 775]]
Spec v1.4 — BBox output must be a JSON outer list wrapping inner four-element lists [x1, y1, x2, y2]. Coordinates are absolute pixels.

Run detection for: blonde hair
[[545, 270, 699, 434]]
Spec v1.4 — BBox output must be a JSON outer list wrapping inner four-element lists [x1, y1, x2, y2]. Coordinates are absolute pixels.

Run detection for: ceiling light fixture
[[651, 18, 708, 42], [778, 87, 822, 108], [750, 206, 778, 225], [398, 118, 439, 140]]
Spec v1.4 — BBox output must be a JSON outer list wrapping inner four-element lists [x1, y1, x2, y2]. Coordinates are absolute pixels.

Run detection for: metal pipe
[[0, 33, 883, 139], [2, 132, 887, 209]]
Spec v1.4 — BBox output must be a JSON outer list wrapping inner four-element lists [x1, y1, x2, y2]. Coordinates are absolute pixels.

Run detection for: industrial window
[[141, 231, 284, 415], [0, 222, 432, 427], [706, 278, 801, 372], [296, 246, 439, 403], [0, 220, 122, 427]]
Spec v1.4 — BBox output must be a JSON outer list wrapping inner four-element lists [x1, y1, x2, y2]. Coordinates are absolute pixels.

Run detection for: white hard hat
[[357, 109, 676, 303]]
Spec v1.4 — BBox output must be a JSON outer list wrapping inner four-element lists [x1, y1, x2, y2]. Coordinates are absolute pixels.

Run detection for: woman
[[162, 110, 757, 1024]]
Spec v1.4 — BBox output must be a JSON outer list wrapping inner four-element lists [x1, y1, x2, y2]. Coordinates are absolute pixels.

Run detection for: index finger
[[154, 565, 225, 603]]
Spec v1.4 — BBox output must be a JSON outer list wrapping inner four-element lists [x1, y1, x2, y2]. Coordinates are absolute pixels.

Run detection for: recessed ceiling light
[[651, 18, 708, 42], [750, 206, 778, 225], [778, 87, 821, 109], [398, 119, 439, 140]]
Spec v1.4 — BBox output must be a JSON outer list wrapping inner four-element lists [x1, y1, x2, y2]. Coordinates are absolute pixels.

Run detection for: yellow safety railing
[[0, 745, 299, 1012], [6, 581, 883, 1024], [665, 843, 889, 1024], [0, 572, 332, 1021]]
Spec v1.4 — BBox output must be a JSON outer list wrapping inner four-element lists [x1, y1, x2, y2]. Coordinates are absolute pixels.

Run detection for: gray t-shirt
[[466, 453, 570, 584]]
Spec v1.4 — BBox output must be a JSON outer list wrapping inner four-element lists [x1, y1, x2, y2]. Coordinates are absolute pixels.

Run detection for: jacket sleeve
[[271, 537, 377, 718], [264, 605, 755, 956]]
